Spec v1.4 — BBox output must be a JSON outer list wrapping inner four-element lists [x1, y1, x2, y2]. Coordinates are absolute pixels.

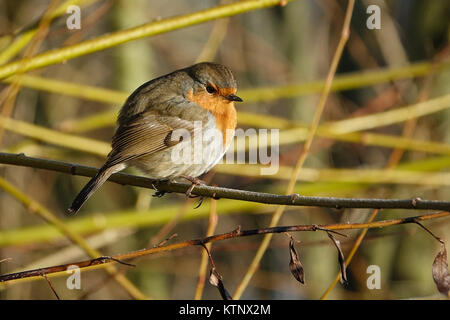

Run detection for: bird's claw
[[180, 175, 206, 209], [152, 182, 166, 197], [193, 196, 205, 209]]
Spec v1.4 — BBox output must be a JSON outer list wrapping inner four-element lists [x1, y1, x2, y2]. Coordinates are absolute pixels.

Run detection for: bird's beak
[[225, 94, 243, 102]]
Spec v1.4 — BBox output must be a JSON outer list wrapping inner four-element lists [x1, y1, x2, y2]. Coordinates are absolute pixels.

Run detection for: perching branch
[[1, 211, 448, 283], [1, 152, 450, 211]]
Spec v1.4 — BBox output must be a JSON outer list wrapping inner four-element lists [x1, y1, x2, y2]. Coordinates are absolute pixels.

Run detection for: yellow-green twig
[[194, 199, 218, 299], [325, 94, 450, 134], [0, 0, 295, 80], [0, 116, 110, 156], [233, 0, 356, 299], [3, 60, 448, 106], [3, 94, 450, 160], [215, 165, 450, 186], [0, 0, 98, 65]]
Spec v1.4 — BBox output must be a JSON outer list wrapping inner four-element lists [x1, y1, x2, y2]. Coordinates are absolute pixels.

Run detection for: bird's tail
[[68, 164, 121, 215]]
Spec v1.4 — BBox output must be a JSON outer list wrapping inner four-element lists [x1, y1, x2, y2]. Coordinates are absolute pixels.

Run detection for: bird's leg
[[180, 175, 205, 197], [180, 175, 206, 208]]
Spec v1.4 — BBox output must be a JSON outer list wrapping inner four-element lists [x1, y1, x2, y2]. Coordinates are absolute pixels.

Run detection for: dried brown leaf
[[432, 243, 450, 296], [327, 232, 347, 284], [289, 238, 305, 284]]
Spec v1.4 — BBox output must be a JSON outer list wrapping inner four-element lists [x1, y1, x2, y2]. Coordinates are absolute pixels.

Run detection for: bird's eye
[[206, 85, 216, 94]]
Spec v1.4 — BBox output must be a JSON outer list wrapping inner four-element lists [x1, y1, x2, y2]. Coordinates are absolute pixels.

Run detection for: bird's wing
[[105, 110, 200, 167]]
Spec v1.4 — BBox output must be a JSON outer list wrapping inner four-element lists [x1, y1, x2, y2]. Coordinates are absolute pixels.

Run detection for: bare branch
[[1, 210, 448, 283], [1, 152, 450, 211]]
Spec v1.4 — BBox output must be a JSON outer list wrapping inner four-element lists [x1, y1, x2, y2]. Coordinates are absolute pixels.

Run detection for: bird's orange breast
[[186, 89, 237, 146]]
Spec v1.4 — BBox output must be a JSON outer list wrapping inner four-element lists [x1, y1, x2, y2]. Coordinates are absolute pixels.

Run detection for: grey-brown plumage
[[68, 62, 241, 214]]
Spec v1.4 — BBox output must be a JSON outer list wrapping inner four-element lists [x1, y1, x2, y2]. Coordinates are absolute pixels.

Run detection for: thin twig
[[1, 210, 447, 283], [233, 0, 356, 299], [320, 69, 436, 299], [0, 175, 148, 300], [0, 0, 296, 80], [413, 221, 444, 244], [195, 198, 218, 299], [42, 273, 60, 300], [0, 0, 58, 147], [3, 60, 448, 107]]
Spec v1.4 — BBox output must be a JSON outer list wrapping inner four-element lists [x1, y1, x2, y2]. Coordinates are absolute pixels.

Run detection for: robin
[[68, 62, 242, 214]]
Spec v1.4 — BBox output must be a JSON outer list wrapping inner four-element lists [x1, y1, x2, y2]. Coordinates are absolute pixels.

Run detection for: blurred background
[[0, 0, 449, 299]]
